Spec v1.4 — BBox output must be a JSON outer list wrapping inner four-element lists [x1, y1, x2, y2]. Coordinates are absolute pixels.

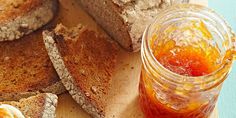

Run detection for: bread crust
[[43, 24, 118, 118], [0, 0, 58, 41], [41, 93, 58, 118], [0, 82, 65, 101], [0, 93, 58, 118], [77, 0, 188, 51]]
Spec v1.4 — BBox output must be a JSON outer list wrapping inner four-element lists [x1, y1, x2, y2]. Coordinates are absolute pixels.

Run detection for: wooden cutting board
[[54, 0, 218, 118]]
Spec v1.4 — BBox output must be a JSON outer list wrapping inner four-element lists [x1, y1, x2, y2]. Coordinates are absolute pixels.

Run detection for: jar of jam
[[139, 4, 235, 118]]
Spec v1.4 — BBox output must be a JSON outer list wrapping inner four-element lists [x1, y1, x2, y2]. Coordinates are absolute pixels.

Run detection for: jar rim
[[141, 4, 235, 91]]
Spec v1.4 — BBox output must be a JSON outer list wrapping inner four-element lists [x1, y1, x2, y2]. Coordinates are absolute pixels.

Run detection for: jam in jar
[[139, 4, 235, 118]]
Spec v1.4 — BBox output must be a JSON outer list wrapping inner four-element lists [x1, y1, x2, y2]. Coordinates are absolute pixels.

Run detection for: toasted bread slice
[[0, 30, 66, 101], [43, 24, 118, 118], [0, 0, 58, 41], [1, 93, 58, 118]]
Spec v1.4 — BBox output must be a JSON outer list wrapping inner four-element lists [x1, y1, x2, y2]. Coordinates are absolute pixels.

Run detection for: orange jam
[[139, 21, 223, 118], [139, 44, 220, 118], [139, 76, 217, 118], [154, 41, 220, 76]]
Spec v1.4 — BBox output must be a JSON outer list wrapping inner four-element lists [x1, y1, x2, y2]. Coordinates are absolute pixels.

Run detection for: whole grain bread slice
[[0, 0, 58, 41], [1, 93, 58, 118], [77, 0, 188, 51], [0, 30, 66, 101], [43, 24, 118, 118]]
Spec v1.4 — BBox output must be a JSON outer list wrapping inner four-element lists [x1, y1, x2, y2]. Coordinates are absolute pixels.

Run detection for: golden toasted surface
[[55, 25, 118, 113], [0, 30, 60, 93], [0, 0, 43, 23]]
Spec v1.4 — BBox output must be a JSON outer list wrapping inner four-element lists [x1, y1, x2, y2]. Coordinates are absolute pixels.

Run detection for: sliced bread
[[1, 93, 58, 118], [0, 30, 66, 101], [0, 0, 58, 41], [77, 0, 189, 51], [43, 24, 118, 118]]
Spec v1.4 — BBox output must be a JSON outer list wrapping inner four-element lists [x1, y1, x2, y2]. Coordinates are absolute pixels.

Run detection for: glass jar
[[139, 4, 235, 118]]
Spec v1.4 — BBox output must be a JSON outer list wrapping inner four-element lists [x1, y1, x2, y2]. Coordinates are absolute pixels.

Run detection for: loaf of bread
[[43, 24, 118, 118], [1, 93, 58, 118], [77, 0, 189, 51], [0, 0, 58, 41]]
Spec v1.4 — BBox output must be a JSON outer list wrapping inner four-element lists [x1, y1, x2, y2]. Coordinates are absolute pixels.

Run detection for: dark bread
[[0, 0, 58, 41], [0, 30, 65, 101], [77, 0, 189, 51], [43, 24, 118, 118]]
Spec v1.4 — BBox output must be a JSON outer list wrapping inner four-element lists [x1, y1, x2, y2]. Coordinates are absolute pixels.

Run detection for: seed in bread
[[0, 30, 65, 101], [0, 0, 58, 41], [43, 24, 118, 118]]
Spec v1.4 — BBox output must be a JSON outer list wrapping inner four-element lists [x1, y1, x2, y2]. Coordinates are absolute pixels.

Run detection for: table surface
[[209, 1, 236, 118]]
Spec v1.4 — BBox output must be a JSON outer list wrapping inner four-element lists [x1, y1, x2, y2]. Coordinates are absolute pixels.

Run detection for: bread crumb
[[79, 69, 85, 76], [20, 23, 29, 28], [91, 86, 97, 94], [4, 56, 10, 61], [85, 92, 90, 97]]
